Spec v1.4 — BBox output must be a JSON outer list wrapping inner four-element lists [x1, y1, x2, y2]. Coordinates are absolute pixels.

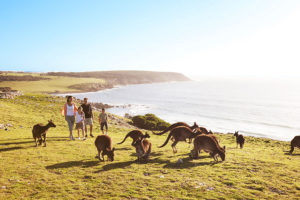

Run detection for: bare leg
[[90, 125, 94, 137], [85, 125, 88, 137]]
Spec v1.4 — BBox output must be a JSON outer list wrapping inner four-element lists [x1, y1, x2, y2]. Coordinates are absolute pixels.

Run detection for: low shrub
[[132, 113, 170, 130]]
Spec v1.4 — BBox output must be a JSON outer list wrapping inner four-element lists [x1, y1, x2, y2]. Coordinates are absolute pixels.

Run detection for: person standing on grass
[[99, 108, 108, 135], [75, 106, 85, 140], [61, 96, 77, 140], [81, 97, 94, 138]]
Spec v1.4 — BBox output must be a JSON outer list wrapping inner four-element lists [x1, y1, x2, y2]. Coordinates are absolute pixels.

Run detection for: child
[[75, 106, 86, 140], [99, 108, 108, 135]]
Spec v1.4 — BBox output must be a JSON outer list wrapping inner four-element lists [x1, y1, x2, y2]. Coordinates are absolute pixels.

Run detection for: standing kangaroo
[[152, 122, 198, 135], [32, 120, 56, 147], [117, 130, 150, 147], [158, 126, 200, 153], [190, 135, 225, 162], [234, 131, 245, 149]]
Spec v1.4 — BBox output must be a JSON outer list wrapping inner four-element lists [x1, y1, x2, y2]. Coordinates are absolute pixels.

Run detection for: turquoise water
[[62, 79, 300, 141]]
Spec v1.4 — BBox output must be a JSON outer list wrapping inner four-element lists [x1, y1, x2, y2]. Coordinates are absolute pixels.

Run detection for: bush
[[131, 113, 170, 130]]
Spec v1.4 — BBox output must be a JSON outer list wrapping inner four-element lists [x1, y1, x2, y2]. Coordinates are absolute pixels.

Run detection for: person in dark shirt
[[81, 98, 94, 138]]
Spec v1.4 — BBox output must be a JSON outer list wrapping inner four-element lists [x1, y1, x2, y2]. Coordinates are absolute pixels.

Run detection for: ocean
[[61, 79, 300, 141]]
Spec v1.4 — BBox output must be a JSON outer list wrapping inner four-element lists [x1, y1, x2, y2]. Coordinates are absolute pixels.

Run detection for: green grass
[[0, 95, 299, 199], [0, 73, 105, 93]]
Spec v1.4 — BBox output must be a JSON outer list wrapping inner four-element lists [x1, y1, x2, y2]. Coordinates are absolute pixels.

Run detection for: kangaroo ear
[[112, 147, 115, 152], [223, 146, 226, 150]]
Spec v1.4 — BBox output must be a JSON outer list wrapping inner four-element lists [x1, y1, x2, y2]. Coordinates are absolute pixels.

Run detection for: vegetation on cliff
[[132, 114, 171, 130]]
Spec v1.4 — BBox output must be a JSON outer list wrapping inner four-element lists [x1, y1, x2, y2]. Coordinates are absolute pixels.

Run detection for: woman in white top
[[75, 106, 85, 140], [61, 96, 77, 140]]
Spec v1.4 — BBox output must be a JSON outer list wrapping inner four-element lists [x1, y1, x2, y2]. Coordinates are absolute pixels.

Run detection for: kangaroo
[[95, 135, 115, 161], [152, 122, 198, 135], [32, 120, 56, 147], [289, 135, 300, 154], [158, 126, 200, 153], [133, 138, 152, 162], [194, 127, 209, 134], [117, 130, 150, 146], [234, 131, 245, 149], [190, 135, 225, 161]]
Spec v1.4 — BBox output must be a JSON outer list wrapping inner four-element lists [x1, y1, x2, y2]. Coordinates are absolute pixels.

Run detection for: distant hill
[[45, 70, 190, 85], [0, 70, 190, 93]]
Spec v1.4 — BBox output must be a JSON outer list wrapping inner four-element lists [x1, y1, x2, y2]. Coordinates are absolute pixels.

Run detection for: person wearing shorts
[[75, 106, 85, 140], [99, 108, 108, 135], [61, 96, 77, 140], [81, 97, 94, 138]]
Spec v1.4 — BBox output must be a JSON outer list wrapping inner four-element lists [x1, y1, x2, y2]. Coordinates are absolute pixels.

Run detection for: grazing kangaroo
[[158, 126, 200, 153], [133, 138, 152, 162], [95, 135, 115, 161], [289, 135, 300, 154], [32, 120, 56, 147], [234, 131, 245, 149], [117, 130, 150, 146], [190, 135, 225, 161], [152, 122, 198, 135]]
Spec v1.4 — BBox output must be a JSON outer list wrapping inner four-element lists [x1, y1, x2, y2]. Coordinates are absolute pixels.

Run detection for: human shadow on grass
[[0, 146, 24, 152], [46, 160, 99, 170]]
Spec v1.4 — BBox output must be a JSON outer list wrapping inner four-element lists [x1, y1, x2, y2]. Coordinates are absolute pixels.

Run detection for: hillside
[[45, 70, 190, 85], [0, 71, 190, 94], [0, 94, 299, 200]]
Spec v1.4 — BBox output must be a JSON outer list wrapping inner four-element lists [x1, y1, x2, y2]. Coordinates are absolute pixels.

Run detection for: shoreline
[[57, 90, 294, 143]]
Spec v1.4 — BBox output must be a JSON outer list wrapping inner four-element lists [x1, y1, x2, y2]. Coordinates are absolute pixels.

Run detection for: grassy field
[[0, 94, 299, 200], [0, 73, 105, 93]]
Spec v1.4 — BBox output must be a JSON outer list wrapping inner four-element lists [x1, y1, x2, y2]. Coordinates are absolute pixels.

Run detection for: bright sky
[[1, 0, 300, 78]]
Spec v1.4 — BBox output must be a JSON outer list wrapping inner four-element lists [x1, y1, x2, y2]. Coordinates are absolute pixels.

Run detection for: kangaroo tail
[[152, 126, 172, 135], [117, 132, 131, 144], [158, 132, 173, 148]]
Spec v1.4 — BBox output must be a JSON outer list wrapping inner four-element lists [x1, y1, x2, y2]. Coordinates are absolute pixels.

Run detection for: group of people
[[61, 96, 108, 140]]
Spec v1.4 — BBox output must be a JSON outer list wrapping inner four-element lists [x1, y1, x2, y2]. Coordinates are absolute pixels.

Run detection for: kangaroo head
[[106, 147, 115, 161], [144, 132, 150, 138], [234, 131, 239, 137], [191, 122, 199, 129], [219, 151, 225, 161], [48, 120, 56, 128]]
